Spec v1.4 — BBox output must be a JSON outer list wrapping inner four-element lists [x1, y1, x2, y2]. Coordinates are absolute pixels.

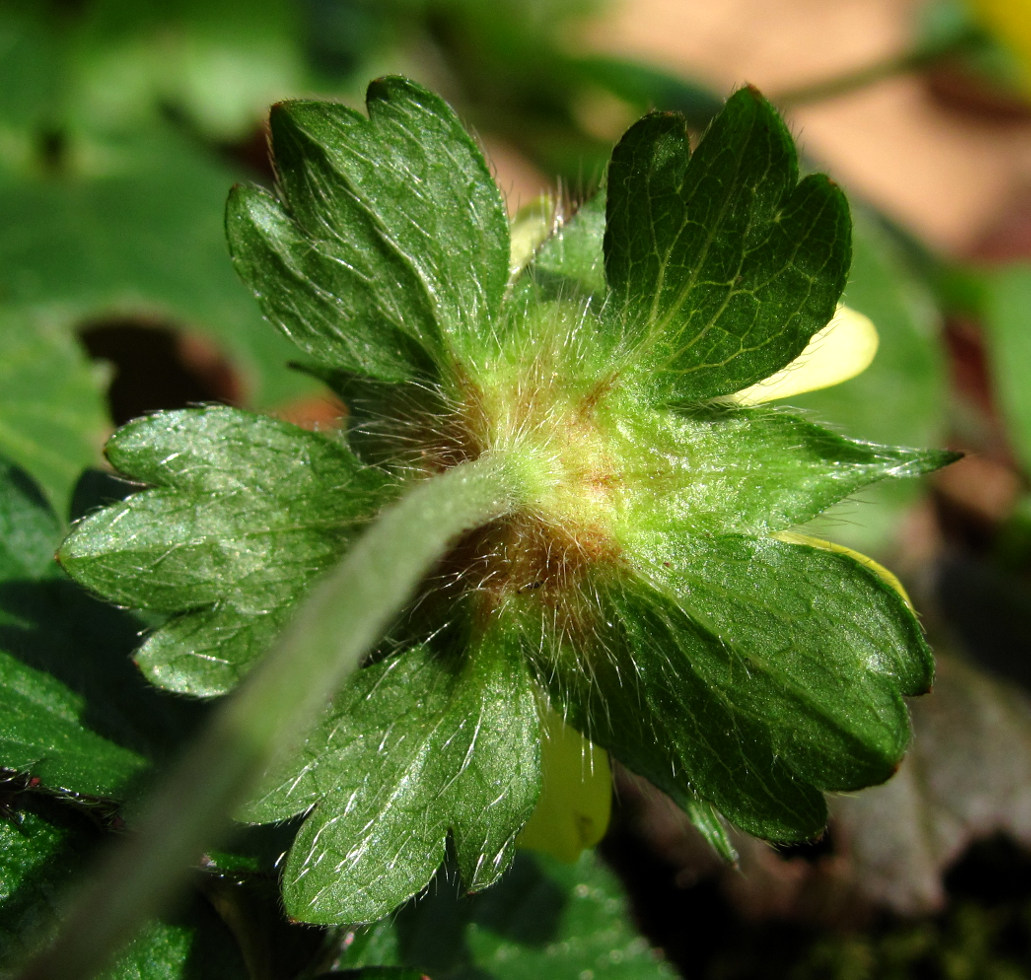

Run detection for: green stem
[[18, 452, 525, 980], [774, 28, 980, 109]]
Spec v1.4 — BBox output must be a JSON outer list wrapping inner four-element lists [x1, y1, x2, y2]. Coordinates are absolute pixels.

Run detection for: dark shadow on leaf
[[390, 853, 566, 978], [0, 575, 208, 777], [0, 794, 107, 967], [0, 794, 250, 976], [69, 468, 136, 521]]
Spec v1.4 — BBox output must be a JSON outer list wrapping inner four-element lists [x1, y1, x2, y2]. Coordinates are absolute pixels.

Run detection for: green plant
[[13, 76, 956, 976]]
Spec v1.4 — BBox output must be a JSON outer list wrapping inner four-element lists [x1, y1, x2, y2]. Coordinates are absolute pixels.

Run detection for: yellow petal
[[517, 710, 612, 862], [968, 0, 1031, 92], [775, 530, 913, 610], [730, 305, 879, 407], [508, 195, 555, 280]]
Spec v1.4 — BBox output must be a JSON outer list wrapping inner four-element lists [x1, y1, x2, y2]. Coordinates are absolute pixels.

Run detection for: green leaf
[[242, 636, 541, 925], [538, 531, 930, 841], [0, 3, 62, 172], [58, 406, 390, 696], [225, 185, 426, 383], [0, 456, 200, 797], [0, 804, 248, 977], [71, 0, 306, 142], [618, 403, 956, 539], [604, 87, 851, 404], [226, 76, 511, 381], [0, 454, 61, 581], [0, 644, 148, 799], [0, 307, 110, 518], [981, 263, 1031, 476], [4, 0, 304, 145], [343, 850, 677, 978], [1, 803, 95, 970], [534, 582, 826, 842], [527, 187, 608, 300], [0, 129, 309, 407]]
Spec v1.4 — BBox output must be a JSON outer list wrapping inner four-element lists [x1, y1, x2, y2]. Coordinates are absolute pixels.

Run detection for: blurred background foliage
[[5, 0, 1031, 976]]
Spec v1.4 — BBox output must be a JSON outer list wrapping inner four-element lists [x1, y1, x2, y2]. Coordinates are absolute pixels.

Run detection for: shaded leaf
[[547, 572, 825, 843], [0, 130, 308, 407], [0, 803, 247, 977], [0, 307, 110, 518], [343, 850, 676, 978], [539, 533, 930, 841], [2, 0, 304, 144], [0, 457, 201, 797]]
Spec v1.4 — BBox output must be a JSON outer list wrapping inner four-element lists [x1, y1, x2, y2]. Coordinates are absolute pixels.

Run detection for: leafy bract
[[59, 406, 389, 696], [226, 76, 510, 382], [243, 637, 540, 924], [617, 404, 955, 539], [56, 76, 954, 926], [530, 535, 929, 841], [604, 87, 851, 405]]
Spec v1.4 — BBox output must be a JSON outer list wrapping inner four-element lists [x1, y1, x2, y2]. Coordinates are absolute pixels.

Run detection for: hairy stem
[[19, 452, 526, 980]]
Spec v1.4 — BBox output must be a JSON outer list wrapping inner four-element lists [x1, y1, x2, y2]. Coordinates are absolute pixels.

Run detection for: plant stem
[[774, 28, 980, 109], [18, 451, 526, 980]]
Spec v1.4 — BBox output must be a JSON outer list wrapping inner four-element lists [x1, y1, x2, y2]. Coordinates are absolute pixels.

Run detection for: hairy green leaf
[[227, 77, 510, 381], [618, 403, 956, 539], [531, 591, 827, 842], [605, 87, 851, 404], [59, 406, 389, 696], [243, 637, 540, 924], [536, 533, 930, 841]]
